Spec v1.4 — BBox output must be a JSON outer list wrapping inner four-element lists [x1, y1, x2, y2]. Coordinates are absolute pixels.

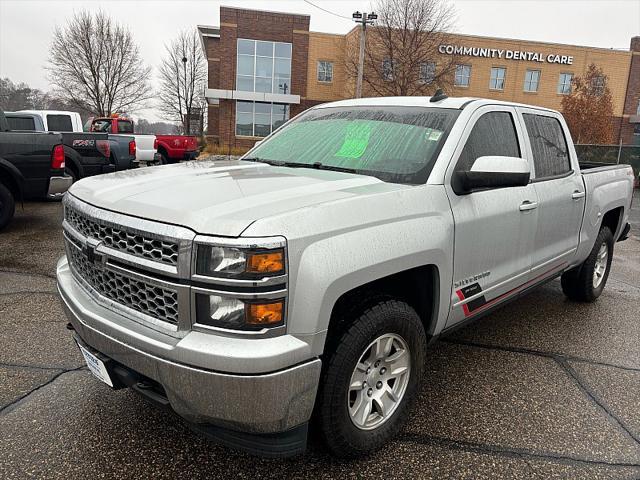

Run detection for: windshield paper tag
[[428, 130, 442, 142], [335, 122, 371, 159]]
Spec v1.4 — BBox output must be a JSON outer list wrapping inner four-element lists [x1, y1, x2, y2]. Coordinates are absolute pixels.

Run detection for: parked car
[[60, 133, 137, 182], [4, 111, 137, 180], [57, 95, 633, 458], [154, 134, 199, 164], [88, 116, 156, 164], [17, 110, 83, 132], [0, 110, 72, 230], [88, 115, 198, 164]]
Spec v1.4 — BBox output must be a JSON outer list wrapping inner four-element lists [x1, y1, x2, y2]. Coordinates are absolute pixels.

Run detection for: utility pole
[[352, 11, 377, 98]]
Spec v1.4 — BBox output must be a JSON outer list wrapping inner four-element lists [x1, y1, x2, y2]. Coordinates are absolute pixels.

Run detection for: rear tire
[[0, 182, 16, 231], [160, 152, 171, 165], [561, 226, 613, 302], [317, 299, 426, 458]]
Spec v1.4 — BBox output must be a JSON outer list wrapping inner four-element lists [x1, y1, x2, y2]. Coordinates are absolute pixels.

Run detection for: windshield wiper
[[243, 158, 358, 174], [310, 162, 358, 174]]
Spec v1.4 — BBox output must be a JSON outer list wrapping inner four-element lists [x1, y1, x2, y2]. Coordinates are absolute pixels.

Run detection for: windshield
[[245, 106, 460, 184]]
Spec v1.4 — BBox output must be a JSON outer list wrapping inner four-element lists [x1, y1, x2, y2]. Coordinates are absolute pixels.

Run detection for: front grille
[[65, 205, 179, 266], [67, 244, 179, 325]]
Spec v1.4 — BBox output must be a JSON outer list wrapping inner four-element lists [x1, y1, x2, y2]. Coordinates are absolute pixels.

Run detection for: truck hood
[[69, 160, 397, 236]]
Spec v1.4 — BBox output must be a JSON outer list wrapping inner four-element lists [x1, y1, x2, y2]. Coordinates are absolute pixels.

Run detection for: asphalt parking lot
[[1, 191, 639, 479]]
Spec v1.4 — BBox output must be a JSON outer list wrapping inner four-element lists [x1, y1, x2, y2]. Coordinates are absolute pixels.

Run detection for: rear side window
[[456, 111, 521, 172], [7, 116, 36, 130], [47, 114, 73, 132], [523, 114, 571, 179], [117, 120, 134, 133]]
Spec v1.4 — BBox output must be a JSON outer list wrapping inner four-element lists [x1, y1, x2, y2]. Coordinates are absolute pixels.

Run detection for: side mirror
[[453, 156, 530, 194]]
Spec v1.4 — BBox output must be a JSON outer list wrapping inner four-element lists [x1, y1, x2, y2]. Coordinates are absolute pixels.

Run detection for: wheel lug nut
[[374, 360, 380, 368], [367, 388, 373, 397], [362, 381, 367, 388], [376, 381, 383, 389], [380, 367, 386, 375], [366, 367, 371, 374]]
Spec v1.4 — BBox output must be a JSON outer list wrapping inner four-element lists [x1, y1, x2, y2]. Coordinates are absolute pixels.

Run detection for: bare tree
[[47, 11, 152, 116], [561, 64, 615, 144], [157, 31, 207, 135], [347, 0, 458, 97]]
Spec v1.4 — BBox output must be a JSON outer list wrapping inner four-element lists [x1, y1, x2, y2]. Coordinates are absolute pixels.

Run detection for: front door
[[445, 106, 538, 327]]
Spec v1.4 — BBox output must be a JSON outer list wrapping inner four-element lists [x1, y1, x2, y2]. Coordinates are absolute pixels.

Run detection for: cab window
[[117, 120, 134, 133], [523, 114, 571, 179], [456, 111, 521, 172], [47, 114, 73, 132]]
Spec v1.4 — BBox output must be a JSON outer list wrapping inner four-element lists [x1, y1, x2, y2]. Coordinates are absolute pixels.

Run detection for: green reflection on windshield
[[335, 122, 371, 159]]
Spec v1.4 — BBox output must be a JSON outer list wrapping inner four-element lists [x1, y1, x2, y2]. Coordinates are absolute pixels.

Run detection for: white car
[[18, 110, 83, 132]]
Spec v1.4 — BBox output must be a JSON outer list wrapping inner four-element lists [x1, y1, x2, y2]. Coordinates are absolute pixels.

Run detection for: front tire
[[317, 299, 427, 457], [0, 182, 16, 231], [561, 226, 614, 302]]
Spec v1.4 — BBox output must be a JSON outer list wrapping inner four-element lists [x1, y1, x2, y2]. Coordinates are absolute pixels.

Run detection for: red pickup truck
[[89, 116, 199, 164]]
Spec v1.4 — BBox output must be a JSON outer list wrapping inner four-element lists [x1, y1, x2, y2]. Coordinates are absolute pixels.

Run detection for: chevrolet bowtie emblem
[[82, 243, 103, 264]]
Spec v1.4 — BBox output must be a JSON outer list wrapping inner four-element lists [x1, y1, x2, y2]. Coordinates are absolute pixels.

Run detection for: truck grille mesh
[[65, 206, 179, 266], [67, 243, 179, 325]]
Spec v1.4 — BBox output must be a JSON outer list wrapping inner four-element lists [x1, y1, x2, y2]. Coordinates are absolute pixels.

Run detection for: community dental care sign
[[439, 45, 574, 65]]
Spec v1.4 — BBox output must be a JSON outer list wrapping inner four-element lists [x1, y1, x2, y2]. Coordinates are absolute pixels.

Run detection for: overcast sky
[[1, 0, 638, 121]]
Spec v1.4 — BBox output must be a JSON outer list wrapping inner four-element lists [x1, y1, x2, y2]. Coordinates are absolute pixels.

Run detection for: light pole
[[181, 55, 188, 134], [352, 11, 377, 98]]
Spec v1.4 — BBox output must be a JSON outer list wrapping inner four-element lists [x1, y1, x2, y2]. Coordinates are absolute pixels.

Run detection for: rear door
[[445, 106, 538, 327], [518, 109, 584, 278]]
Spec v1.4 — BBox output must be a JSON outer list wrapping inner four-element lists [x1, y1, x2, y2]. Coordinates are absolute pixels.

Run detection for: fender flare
[[0, 157, 25, 200], [62, 146, 85, 178]]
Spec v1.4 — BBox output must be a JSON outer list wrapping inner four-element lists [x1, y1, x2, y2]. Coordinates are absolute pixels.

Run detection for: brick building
[[199, 6, 640, 149]]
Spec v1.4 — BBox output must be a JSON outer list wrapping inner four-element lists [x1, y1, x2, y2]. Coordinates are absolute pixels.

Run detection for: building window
[[317, 61, 333, 82], [557, 73, 573, 95], [489, 67, 506, 90], [524, 70, 540, 92], [419, 62, 436, 84], [637, 100, 640, 116], [454, 65, 471, 87], [236, 39, 292, 95], [382, 59, 394, 81], [591, 75, 605, 95], [235, 101, 290, 137]]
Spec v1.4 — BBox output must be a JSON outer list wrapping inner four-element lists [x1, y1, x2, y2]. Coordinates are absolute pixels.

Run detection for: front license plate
[[78, 344, 113, 387]]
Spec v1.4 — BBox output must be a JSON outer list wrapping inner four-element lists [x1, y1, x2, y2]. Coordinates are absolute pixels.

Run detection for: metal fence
[[575, 144, 640, 185]]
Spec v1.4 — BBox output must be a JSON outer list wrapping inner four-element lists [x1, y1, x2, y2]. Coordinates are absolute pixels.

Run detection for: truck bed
[[578, 161, 631, 173]]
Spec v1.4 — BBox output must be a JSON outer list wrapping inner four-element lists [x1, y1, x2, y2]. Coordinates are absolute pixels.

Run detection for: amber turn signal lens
[[247, 250, 284, 274], [246, 301, 284, 326]]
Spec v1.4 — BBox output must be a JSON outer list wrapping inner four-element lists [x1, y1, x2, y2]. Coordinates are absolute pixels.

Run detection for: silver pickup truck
[[57, 95, 634, 458]]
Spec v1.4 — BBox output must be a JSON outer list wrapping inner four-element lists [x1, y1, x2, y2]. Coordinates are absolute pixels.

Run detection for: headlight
[[195, 294, 285, 331], [195, 245, 285, 278]]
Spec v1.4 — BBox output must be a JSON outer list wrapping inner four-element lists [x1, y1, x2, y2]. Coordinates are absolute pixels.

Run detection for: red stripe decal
[[456, 289, 471, 316], [456, 262, 567, 319]]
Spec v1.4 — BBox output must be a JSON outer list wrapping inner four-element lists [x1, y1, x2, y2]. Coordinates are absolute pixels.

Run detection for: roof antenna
[[430, 88, 448, 102]]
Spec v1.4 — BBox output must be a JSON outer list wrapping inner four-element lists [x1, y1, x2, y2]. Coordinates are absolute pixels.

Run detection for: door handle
[[519, 200, 538, 211], [572, 190, 585, 200]]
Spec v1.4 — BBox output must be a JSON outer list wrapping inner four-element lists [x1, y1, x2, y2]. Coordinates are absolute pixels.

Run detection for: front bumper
[[56, 256, 321, 436], [47, 175, 73, 199]]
